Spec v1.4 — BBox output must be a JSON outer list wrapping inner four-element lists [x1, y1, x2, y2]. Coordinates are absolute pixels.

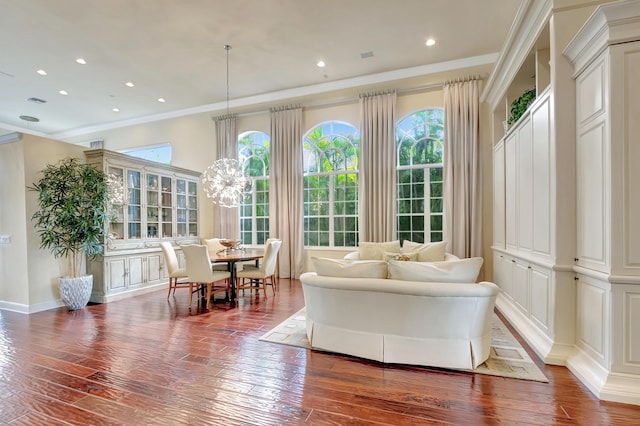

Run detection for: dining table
[[210, 249, 263, 304]]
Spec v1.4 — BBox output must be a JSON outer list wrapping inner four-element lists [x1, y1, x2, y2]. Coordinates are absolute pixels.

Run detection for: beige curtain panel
[[358, 91, 397, 242], [214, 114, 240, 239], [269, 106, 304, 279], [443, 79, 482, 258]]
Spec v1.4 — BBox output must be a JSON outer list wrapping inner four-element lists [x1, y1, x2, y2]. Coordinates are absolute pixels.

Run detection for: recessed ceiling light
[[76, 58, 87, 65], [426, 38, 436, 47], [112, 108, 120, 112], [126, 82, 134, 87], [27, 97, 47, 104], [19, 115, 40, 122], [317, 60, 326, 68], [157, 98, 166, 103], [36, 69, 47, 76], [59, 90, 68, 95]]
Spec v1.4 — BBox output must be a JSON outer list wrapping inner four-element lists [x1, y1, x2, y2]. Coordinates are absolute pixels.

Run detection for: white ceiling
[[0, 0, 522, 139]]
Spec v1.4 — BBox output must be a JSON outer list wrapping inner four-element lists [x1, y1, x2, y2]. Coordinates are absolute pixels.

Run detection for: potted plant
[[29, 157, 110, 310], [507, 88, 537, 127]]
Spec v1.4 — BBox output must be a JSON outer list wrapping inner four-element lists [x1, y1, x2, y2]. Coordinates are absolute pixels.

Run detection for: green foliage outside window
[[396, 109, 444, 243]]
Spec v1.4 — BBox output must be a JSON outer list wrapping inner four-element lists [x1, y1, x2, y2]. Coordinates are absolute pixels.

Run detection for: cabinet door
[[106, 258, 127, 291], [530, 266, 550, 330], [187, 181, 198, 237], [160, 176, 173, 239], [493, 141, 506, 248], [107, 166, 126, 241], [176, 179, 187, 238], [128, 255, 145, 287], [127, 169, 142, 240], [505, 133, 518, 249], [517, 118, 533, 251], [146, 253, 162, 284], [513, 261, 530, 313], [146, 173, 160, 239], [531, 96, 551, 255]]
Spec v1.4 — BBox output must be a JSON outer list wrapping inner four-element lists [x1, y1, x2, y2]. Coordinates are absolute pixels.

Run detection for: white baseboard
[[0, 298, 63, 314], [91, 282, 166, 304], [568, 348, 640, 406], [495, 294, 570, 366]]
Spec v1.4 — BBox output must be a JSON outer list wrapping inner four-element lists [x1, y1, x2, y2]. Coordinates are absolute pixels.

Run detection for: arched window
[[396, 109, 444, 243], [238, 131, 270, 245], [303, 121, 359, 247]]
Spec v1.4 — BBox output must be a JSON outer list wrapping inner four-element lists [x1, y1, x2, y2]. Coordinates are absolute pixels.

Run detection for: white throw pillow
[[311, 257, 388, 278], [402, 240, 447, 262], [358, 240, 401, 260], [383, 251, 418, 262], [388, 257, 484, 283]]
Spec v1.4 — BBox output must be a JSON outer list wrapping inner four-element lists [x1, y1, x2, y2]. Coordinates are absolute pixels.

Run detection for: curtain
[[443, 79, 482, 258], [269, 106, 304, 278], [358, 91, 397, 242], [214, 114, 239, 239]]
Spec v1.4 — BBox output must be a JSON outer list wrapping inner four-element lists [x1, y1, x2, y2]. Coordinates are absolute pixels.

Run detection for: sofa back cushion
[[388, 257, 484, 283], [312, 257, 389, 278], [358, 240, 401, 260], [401, 240, 447, 262]]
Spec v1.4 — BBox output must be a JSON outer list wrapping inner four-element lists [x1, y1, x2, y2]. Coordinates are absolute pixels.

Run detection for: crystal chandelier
[[201, 158, 248, 208]]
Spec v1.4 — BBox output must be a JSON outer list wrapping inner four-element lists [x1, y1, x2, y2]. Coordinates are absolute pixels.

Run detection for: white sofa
[[300, 271, 499, 370]]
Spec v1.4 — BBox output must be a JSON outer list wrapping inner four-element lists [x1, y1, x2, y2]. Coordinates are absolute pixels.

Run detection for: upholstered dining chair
[[235, 238, 282, 298], [160, 242, 190, 298], [181, 244, 231, 310], [203, 238, 231, 271]]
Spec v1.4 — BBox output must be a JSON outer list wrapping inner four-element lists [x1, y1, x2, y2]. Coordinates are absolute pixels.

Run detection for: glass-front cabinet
[[84, 149, 201, 303]]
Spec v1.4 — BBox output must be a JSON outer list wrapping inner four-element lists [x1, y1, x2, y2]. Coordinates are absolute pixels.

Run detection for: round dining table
[[210, 249, 263, 304]]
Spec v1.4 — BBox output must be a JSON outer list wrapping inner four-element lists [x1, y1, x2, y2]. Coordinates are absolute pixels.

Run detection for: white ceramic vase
[[59, 275, 93, 310]]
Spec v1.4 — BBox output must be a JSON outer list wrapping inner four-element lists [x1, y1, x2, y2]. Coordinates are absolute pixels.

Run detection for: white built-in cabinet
[[564, 0, 640, 398], [85, 149, 200, 303], [492, 88, 564, 361]]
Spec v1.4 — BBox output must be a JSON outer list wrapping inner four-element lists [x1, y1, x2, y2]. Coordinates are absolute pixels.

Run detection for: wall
[[0, 135, 86, 312], [0, 140, 29, 309]]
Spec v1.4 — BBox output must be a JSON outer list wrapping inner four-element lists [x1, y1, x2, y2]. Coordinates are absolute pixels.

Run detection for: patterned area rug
[[260, 308, 548, 382]]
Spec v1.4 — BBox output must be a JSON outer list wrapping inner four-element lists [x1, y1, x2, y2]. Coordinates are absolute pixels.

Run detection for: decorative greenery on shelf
[[507, 88, 537, 126]]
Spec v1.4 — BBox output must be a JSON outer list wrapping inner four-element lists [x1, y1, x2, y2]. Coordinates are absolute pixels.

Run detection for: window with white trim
[[303, 122, 360, 247], [396, 109, 444, 243], [238, 131, 270, 245]]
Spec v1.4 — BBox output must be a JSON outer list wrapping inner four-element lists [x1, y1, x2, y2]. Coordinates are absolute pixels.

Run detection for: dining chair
[[235, 238, 282, 298], [181, 244, 231, 309], [160, 242, 190, 298], [203, 238, 231, 271]]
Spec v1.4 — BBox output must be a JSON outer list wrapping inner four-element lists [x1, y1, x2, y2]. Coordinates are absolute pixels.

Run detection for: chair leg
[[205, 283, 212, 310], [188, 283, 194, 307], [270, 274, 276, 294], [167, 277, 173, 299], [261, 278, 268, 298]]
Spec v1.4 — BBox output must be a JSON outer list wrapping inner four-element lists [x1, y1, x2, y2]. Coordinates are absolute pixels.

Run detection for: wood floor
[[1, 279, 638, 425]]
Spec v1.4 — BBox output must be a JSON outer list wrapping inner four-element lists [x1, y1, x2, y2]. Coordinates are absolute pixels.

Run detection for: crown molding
[[49, 53, 498, 141], [481, 0, 553, 108]]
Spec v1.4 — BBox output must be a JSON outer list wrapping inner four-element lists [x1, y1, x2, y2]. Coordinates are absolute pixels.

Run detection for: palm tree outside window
[[396, 109, 444, 243]]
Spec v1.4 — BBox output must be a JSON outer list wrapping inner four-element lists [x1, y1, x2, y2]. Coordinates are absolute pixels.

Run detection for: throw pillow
[[311, 257, 388, 279], [388, 257, 484, 283], [358, 240, 401, 260], [383, 251, 418, 262], [402, 240, 447, 262]]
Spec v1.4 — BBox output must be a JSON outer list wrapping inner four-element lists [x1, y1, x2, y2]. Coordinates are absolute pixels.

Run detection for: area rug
[[259, 308, 548, 383]]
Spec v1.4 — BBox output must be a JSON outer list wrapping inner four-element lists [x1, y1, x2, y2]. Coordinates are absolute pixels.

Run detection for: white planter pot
[[59, 275, 93, 310]]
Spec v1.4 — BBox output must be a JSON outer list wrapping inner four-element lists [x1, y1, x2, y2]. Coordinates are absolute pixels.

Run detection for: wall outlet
[[0, 235, 11, 244]]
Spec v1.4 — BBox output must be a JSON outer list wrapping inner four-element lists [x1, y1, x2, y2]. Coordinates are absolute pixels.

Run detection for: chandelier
[[202, 158, 248, 208], [201, 44, 249, 208]]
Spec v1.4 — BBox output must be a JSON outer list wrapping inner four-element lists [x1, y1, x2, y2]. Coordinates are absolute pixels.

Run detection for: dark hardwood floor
[[1, 279, 638, 425]]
